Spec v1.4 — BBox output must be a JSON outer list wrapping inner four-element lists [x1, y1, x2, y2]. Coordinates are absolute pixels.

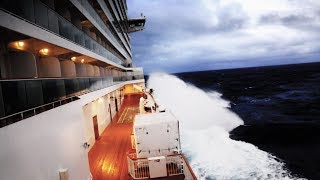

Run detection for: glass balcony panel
[[48, 9, 59, 34], [77, 0, 127, 57], [65, 79, 80, 96], [42, 79, 66, 103], [0, 82, 5, 117], [1, 81, 27, 116], [34, 0, 49, 29], [25, 80, 44, 109], [83, 78, 90, 91]]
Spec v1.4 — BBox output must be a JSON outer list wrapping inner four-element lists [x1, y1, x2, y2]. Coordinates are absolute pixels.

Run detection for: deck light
[[81, 59, 85, 63], [71, 57, 76, 61], [39, 48, 49, 55]]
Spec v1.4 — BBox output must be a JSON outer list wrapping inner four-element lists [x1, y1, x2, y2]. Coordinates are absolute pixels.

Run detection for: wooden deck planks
[[88, 94, 141, 180]]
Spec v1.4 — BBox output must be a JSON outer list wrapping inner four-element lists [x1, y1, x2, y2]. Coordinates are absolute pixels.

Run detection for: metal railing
[[0, 96, 79, 128], [127, 155, 150, 179], [0, 0, 125, 65], [127, 153, 186, 179], [166, 155, 184, 176], [0, 77, 143, 128], [74, 0, 131, 59], [92, 0, 132, 54], [113, 75, 144, 82]]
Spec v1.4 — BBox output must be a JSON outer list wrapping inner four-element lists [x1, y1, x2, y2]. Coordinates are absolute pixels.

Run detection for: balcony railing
[[96, 0, 131, 52], [75, 0, 130, 59], [0, 96, 79, 128], [0, 0, 124, 65], [113, 75, 144, 82], [0, 76, 143, 128], [127, 153, 197, 179]]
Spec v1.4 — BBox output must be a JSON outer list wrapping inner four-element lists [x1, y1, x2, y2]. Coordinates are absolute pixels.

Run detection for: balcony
[[0, 0, 124, 65], [0, 76, 144, 128]]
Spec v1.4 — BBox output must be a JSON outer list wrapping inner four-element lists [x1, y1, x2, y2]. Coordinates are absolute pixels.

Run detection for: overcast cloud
[[128, 0, 320, 73]]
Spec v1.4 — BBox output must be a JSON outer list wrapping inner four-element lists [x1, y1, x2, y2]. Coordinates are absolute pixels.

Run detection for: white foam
[[147, 72, 302, 180]]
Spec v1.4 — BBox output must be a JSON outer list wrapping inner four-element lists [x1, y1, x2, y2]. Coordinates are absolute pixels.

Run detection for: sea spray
[[147, 73, 302, 180]]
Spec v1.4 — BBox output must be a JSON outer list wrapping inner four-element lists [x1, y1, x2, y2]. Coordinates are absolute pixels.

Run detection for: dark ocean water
[[174, 62, 320, 180]]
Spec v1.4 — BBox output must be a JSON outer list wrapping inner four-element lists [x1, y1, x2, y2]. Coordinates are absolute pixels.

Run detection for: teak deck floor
[[88, 94, 141, 180]]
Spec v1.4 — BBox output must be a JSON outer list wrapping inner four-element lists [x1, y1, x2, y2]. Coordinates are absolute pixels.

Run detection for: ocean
[[173, 62, 320, 180]]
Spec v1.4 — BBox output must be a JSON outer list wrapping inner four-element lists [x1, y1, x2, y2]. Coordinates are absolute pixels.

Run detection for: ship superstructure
[[0, 0, 144, 179], [0, 0, 195, 179]]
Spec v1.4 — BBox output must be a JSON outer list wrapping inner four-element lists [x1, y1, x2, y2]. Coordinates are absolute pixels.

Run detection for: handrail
[[0, 76, 113, 82], [0, 74, 143, 82], [0, 96, 79, 121], [127, 153, 186, 179], [182, 154, 198, 180], [0, 78, 143, 128]]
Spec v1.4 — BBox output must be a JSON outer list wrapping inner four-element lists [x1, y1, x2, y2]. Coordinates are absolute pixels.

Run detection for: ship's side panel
[[0, 100, 90, 180], [0, 80, 144, 179], [0, 0, 145, 179]]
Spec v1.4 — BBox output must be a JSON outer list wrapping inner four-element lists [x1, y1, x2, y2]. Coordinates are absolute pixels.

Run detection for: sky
[[127, 0, 320, 74]]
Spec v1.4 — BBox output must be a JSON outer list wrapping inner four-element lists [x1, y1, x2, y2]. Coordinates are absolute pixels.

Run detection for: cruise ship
[[0, 0, 196, 179]]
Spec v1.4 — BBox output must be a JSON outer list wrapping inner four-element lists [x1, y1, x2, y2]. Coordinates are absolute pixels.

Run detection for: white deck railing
[[127, 153, 194, 179]]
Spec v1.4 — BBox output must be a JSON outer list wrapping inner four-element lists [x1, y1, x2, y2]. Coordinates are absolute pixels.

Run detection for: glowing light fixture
[[81, 59, 85, 63], [17, 41, 24, 47], [71, 57, 76, 61], [98, 98, 103, 103], [39, 48, 49, 55]]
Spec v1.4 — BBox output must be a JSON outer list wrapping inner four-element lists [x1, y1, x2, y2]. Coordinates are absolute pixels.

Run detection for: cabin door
[[93, 115, 99, 140], [108, 104, 112, 122], [115, 98, 118, 112]]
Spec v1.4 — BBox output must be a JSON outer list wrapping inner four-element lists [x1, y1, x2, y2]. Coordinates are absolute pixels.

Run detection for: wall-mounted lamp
[[98, 98, 103, 103], [71, 57, 76, 61], [81, 59, 85, 63], [39, 48, 49, 55], [17, 41, 24, 48]]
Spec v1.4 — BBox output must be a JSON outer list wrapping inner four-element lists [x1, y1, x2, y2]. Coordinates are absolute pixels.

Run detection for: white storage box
[[133, 111, 181, 158]]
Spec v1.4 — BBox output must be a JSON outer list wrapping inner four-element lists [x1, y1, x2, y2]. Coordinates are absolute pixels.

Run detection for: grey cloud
[[260, 13, 314, 26], [128, 0, 320, 74]]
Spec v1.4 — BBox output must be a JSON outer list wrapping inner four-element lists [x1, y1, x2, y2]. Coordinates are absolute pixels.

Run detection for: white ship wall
[[0, 99, 90, 180], [82, 94, 113, 148], [0, 79, 144, 180]]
